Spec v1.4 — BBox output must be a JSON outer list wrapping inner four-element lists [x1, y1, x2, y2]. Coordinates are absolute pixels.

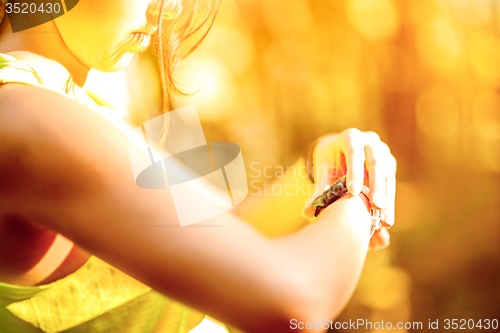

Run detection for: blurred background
[[86, 0, 500, 331]]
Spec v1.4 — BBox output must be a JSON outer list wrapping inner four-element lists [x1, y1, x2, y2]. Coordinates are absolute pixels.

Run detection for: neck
[[0, 15, 90, 88]]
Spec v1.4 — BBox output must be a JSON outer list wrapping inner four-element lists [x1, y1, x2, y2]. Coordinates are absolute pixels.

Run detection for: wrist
[[311, 182, 379, 238]]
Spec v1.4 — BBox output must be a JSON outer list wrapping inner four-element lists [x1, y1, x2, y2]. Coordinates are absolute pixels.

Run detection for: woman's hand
[[304, 128, 397, 250]]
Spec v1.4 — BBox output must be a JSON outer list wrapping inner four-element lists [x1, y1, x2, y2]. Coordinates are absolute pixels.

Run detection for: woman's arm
[[0, 84, 371, 332], [235, 132, 396, 247]]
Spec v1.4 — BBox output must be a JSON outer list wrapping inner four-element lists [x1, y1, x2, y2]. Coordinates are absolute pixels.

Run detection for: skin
[[0, 0, 181, 85], [0, 0, 397, 331], [54, 0, 181, 72]]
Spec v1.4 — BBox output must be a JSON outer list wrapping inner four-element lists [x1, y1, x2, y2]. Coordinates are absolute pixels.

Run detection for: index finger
[[339, 129, 366, 196]]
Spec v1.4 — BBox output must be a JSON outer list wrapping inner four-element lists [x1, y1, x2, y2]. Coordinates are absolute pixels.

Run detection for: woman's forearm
[[271, 193, 372, 325], [235, 157, 371, 324], [0, 85, 372, 332]]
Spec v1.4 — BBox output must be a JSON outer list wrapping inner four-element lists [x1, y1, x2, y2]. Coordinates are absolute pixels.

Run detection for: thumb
[[302, 183, 327, 219], [302, 176, 347, 219]]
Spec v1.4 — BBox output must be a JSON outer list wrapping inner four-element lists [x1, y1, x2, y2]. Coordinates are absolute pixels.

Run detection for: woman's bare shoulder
[[0, 82, 96, 125], [0, 82, 127, 148], [0, 83, 134, 218]]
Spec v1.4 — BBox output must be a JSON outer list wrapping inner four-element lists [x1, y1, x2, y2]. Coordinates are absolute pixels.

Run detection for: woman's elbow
[[268, 269, 344, 332]]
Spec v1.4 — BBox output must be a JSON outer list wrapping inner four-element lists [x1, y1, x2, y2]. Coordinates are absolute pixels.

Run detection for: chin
[[94, 53, 137, 73]]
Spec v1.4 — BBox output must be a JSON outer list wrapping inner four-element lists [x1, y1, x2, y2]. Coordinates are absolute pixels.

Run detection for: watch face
[[312, 176, 347, 217]]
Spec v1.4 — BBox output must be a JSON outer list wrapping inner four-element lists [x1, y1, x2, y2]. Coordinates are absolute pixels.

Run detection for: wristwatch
[[311, 176, 382, 237]]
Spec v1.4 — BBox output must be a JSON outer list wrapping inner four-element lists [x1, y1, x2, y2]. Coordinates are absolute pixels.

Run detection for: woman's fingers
[[303, 129, 397, 233], [339, 128, 366, 196], [365, 138, 389, 209], [365, 135, 397, 227]]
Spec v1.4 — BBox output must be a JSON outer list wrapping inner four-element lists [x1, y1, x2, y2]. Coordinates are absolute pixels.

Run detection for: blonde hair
[[153, 0, 220, 145]]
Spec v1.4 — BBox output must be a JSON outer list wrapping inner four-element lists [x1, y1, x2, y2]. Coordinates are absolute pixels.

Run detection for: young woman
[[0, 1, 397, 332]]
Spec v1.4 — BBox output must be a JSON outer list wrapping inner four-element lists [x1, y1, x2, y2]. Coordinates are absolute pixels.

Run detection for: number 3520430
[[444, 319, 498, 330], [6, 2, 62, 14]]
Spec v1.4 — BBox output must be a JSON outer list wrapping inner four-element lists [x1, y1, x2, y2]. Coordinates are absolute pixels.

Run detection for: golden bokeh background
[[86, 0, 500, 331]]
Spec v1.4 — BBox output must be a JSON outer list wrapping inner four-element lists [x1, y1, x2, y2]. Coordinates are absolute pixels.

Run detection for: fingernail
[[373, 193, 385, 209], [302, 205, 315, 220], [372, 244, 386, 251], [349, 180, 362, 195]]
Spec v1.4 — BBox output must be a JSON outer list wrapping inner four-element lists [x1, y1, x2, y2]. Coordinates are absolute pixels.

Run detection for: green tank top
[[0, 53, 228, 333]]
